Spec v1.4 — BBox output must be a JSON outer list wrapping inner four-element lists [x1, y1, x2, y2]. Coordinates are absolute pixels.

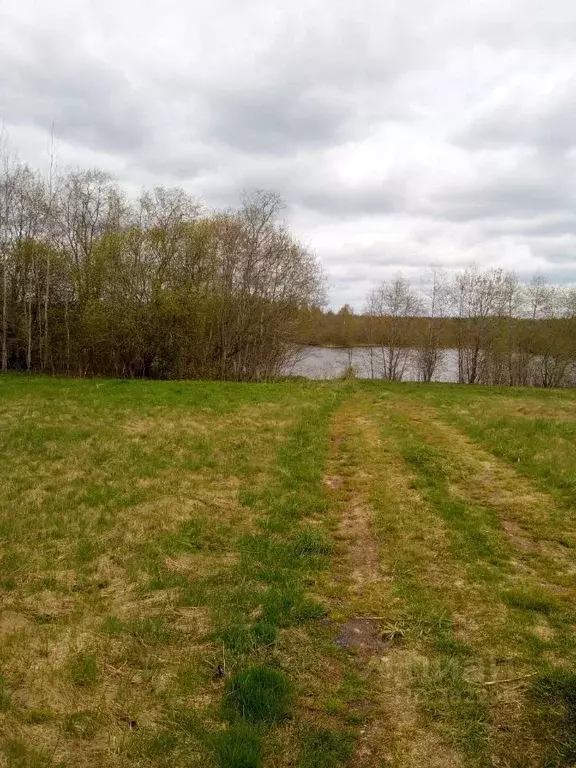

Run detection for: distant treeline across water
[[297, 271, 576, 387], [290, 346, 576, 387]]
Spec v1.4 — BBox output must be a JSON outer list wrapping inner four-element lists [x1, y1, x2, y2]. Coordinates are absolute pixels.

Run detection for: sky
[[1, 0, 576, 309]]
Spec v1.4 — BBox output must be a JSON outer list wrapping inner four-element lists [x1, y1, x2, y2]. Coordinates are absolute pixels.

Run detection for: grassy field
[[1, 375, 576, 768]]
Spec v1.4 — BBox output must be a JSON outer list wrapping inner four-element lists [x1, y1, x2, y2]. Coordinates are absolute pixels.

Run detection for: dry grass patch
[[0, 378, 321, 767]]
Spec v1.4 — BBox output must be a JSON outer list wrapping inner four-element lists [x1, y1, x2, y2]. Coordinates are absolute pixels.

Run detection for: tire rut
[[324, 398, 464, 768], [390, 398, 576, 599]]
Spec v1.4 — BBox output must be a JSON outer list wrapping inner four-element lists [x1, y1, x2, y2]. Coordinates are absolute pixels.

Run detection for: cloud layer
[[2, 0, 576, 307]]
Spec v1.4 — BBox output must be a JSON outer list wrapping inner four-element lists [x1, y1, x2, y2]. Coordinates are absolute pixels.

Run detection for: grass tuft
[[2, 740, 60, 767], [289, 528, 333, 556], [0, 675, 11, 712], [260, 586, 325, 628], [224, 665, 293, 724], [69, 653, 99, 687], [529, 668, 576, 766], [412, 657, 488, 758], [212, 722, 263, 768], [20, 709, 54, 725], [143, 730, 180, 758]]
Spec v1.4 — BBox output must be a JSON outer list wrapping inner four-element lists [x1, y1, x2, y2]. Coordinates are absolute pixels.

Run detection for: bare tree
[[0, 127, 12, 373], [523, 278, 575, 387], [451, 266, 511, 384], [41, 125, 59, 372], [414, 266, 448, 382], [501, 271, 523, 385], [366, 274, 422, 381], [335, 304, 356, 374]]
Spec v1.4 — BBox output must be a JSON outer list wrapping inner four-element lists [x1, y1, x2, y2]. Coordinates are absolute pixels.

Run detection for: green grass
[[2, 374, 576, 766], [224, 665, 293, 724], [212, 723, 264, 768], [298, 728, 355, 768], [68, 653, 99, 687], [528, 668, 576, 766]]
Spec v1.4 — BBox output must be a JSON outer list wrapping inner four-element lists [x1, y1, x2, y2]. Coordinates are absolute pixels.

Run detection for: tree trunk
[[1, 252, 7, 372], [44, 251, 51, 372]]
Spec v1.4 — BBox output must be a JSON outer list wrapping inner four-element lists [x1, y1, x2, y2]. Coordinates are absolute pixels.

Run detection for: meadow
[[1, 375, 576, 767]]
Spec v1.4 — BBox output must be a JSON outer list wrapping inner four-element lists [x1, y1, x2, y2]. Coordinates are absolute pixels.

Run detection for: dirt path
[[324, 398, 464, 768], [321, 392, 576, 768], [354, 393, 576, 767]]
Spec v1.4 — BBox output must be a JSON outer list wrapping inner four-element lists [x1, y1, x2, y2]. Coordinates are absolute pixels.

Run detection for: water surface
[[288, 346, 460, 381]]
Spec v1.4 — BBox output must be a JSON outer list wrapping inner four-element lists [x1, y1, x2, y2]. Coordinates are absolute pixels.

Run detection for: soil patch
[[324, 475, 344, 490], [335, 618, 400, 656], [502, 520, 539, 552]]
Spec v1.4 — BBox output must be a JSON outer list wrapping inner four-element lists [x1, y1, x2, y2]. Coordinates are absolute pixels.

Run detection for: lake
[[288, 346, 460, 381]]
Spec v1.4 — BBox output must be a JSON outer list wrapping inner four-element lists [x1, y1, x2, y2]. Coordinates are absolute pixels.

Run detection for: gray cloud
[[2, 0, 576, 309], [154, 4, 421, 158], [204, 84, 352, 154], [481, 215, 576, 238], [294, 179, 407, 218], [427, 170, 574, 222], [523, 235, 576, 264], [0, 26, 151, 155], [456, 77, 576, 153]]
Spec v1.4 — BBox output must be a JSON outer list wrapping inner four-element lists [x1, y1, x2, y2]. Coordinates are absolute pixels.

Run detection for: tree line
[[300, 269, 576, 387], [0, 144, 323, 380], [2, 142, 574, 387]]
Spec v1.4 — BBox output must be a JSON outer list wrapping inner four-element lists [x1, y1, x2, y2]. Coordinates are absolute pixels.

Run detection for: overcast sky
[[1, 0, 576, 308]]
